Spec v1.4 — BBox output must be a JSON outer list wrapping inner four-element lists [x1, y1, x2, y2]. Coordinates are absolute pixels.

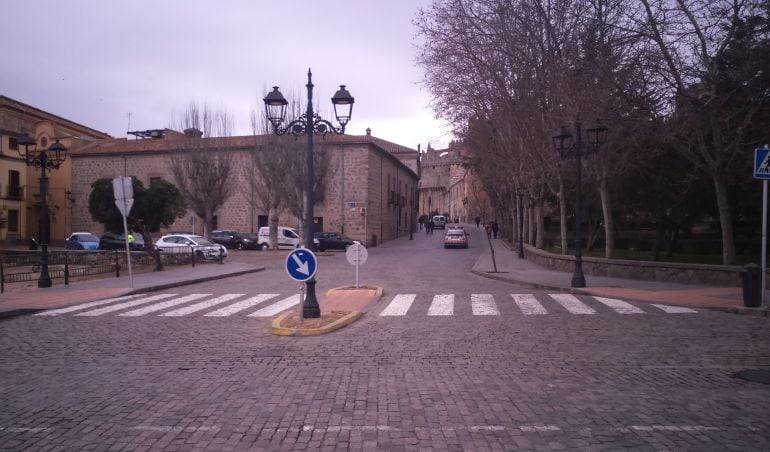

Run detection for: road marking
[[75, 294, 178, 316], [35, 294, 142, 316], [160, 293, 245, 316], [512, 294, 547, 315], [428, 294, 453, 316], [119, 293, 211, 316], [593, 296, 644, 314], [380, 294, 416, 316], [471, 294, 499, 315], [550, 294, 596, 314], [651, 304, 697, 313], [249, 294, 301, 317], [204, 294, 278, 316]]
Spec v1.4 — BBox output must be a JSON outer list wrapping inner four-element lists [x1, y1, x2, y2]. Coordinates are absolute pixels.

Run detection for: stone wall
[[523, 244, 754, 287]]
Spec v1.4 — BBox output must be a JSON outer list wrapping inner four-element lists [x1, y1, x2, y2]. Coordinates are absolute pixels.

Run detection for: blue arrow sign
[[755, 148, 770, 179], [285, 248, 318, 282]]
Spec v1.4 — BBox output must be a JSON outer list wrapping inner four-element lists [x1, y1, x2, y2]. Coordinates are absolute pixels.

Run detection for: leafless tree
[[167, 102, 236, 238]]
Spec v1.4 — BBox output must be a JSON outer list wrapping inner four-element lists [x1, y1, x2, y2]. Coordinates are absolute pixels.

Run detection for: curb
[[271, 285, 384, 336]]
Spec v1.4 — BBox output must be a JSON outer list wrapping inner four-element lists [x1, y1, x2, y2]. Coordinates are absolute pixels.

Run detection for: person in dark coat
[[492, 221, 499, 239], [475, 216, 481, 228]]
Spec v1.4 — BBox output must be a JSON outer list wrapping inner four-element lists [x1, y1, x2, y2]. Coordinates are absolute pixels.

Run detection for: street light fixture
[[17, 134, 68, 288], [552, 120, 607, 288], [263, 69, 354, 319], [515, 187, 525, 259]]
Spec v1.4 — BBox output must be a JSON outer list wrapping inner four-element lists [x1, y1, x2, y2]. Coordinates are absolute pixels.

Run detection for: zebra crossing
[[35, 291, 698, 318]]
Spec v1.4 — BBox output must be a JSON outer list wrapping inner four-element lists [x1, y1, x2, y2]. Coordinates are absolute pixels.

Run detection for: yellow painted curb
[[270, 311, 363, 336]]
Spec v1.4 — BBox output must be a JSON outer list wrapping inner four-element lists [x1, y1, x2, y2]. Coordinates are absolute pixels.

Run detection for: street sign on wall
[[754, 148, 770, 179]]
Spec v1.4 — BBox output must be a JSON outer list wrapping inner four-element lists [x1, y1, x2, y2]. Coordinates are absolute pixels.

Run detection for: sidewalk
[[472, 237, 770, 317], [0, 262, 263, 318]]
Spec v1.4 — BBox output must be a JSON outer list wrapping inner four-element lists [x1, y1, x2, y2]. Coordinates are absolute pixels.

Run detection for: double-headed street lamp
[[515, 186, 525, 259], [17, 134, 68, 288], [552, 120, 607, 288], [263, 69, 354, 319]]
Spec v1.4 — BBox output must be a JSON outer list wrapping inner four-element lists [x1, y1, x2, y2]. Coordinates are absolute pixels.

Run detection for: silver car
[[154, 234, 227, 260]]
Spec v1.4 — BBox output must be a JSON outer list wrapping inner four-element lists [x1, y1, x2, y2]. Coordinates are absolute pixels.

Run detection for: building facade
[[71, 130, 419, 247], [0, 96, 111, 242]]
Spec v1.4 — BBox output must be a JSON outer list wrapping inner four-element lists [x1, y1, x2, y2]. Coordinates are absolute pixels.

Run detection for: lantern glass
[[331, 85, 354, 127]]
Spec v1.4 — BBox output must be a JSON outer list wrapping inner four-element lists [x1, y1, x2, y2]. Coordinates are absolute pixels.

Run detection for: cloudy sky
[[1, 0, 452, 150]]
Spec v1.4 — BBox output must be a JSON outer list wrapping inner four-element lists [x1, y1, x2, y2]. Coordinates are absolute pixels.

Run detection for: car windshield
[[78, 234, 100, 242]]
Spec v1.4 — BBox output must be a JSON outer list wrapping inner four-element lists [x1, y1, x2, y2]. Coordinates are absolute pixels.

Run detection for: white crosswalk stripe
[[593, 296, 645, 314], [471, 294, 499, 315], [512, 294, 547, 315], [204, 294, 278, 317], [549, 294, 596, 314], [40, 292, 698, 318], [428, 294, 454, 316], [119, 293, 211, 317], [380, 294, 416, 316], [75, 294, 178, 316]]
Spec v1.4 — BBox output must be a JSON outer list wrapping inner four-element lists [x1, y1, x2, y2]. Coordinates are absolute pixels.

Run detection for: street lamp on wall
[[552, 120, 607, 288], [17, 134, 68, 288], [263, 69, 354, 319]]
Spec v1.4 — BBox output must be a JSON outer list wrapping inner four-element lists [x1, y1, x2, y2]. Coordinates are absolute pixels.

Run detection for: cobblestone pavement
[[1, 232, 769, 451]]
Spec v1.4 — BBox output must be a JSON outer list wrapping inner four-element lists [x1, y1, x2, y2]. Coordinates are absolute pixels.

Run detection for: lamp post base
[[303, 278, 321, 318], [571, 256, 586, 288], [37, 244, 52, 288]]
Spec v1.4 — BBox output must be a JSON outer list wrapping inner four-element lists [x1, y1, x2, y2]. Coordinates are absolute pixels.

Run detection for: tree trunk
[[712, 172, 736, 265], [597, 178, 614, 259], [268, 205, 279, 250], [528, 202, 535, 245]]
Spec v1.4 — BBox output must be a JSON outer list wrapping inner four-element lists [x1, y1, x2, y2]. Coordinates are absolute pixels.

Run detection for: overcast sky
[[1, 0, 452, 150]]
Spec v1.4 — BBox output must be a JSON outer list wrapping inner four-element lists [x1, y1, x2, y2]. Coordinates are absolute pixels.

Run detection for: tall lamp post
[[552, 120, 607, 288], [515, 187, 525, 259], [17, 134, 68, 288], [263, 69, 354, 319]]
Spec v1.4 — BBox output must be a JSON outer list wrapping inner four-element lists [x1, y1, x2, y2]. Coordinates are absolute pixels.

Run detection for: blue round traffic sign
[[285, 248, 318, 282]]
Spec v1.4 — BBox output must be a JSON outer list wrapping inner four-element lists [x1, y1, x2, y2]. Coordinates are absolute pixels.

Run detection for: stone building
[[0, 96, 111, 242], [71, 129, 419, 247], [418, 141, 475, 223]]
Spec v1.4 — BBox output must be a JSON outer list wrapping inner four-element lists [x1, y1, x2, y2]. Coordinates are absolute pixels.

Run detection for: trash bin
[[741, 263, 762, 308]]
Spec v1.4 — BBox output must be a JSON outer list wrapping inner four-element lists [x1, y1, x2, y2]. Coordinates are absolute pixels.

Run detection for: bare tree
[[167, 102, 236, 237]]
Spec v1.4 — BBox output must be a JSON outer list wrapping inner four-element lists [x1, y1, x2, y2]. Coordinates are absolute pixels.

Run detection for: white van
[[432, 215, 447, 229], [257, 226, 301, 250]]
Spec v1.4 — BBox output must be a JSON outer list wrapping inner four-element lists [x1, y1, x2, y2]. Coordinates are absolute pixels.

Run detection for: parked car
[[211, 230, 259, 250], [65, 232, 100, 250], [432, 215, 447, 229], [99, 232, 145, 250], [443, 228, 469, 249], [154, 234, 228, 260], [257, 226, 301, 250], [314, 232, 355, 251]]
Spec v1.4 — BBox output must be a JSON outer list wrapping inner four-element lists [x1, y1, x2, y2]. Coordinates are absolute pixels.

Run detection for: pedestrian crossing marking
[[35, 294, 142, 316], [38, 292, 699, 318], [651, 304, 697, 314], [248, 294, 300, 317], [549, 294, 596, 314], [161, 293, 245, 317], [119, 293, 211, 317], [512, 294, 547, 315], [471, 294, 499, 315], [428, 294, 453, 316], [204, 294, 278, 317], [75, 293, 178, 316], [380, 294, 416, 316], [593, 296, 644, 314]]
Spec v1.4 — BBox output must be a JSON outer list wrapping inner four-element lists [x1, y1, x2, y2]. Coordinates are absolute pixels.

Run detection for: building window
[[8, 170, 21, 198], [149, 176, 161, 186], [9, 136, 19, 151], [212, 215, 218, 231], [7, 210, 18, 232]]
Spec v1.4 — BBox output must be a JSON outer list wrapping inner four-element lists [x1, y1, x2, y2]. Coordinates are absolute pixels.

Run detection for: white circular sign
[[345, 242, 368, 265]]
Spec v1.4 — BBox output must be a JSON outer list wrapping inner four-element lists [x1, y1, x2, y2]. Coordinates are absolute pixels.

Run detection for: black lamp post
[[553, 120, 607, 288], [515, 187, 524, 259], [17, 134, 68, 288], [263, 69, 354, 319]]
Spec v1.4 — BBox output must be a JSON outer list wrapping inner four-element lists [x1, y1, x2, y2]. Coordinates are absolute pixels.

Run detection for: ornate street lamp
[[515, 187, 525, 259], [18, 134, 68, 288], [264, 69, 354, 319], [553, 120, 607, 288]]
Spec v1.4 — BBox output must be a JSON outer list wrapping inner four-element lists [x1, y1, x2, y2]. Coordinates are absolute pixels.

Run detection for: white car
[[155, 234, 227, 260]]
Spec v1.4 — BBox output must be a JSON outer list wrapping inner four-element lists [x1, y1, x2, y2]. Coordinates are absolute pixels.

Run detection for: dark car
[[314, 232, 355, 251], [99, 232, 145, 250], [211, 230, 259, 250]]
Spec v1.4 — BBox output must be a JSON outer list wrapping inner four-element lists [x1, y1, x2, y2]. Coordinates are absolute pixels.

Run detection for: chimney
[[184, 128, 203, 138], [366, 127, 371, 136]]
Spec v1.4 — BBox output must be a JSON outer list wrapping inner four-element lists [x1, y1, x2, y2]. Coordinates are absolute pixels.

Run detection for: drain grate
[[733, 369, 770, 385]]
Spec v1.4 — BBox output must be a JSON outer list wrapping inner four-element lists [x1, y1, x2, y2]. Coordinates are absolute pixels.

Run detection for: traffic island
[[271, 285, 383, 336]]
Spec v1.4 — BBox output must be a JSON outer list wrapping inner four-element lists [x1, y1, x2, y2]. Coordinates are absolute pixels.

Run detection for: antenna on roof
[[127, 112, 132, 134]]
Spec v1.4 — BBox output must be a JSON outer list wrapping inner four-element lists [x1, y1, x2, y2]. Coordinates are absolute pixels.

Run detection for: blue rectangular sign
[[755, 148, 770, 179]]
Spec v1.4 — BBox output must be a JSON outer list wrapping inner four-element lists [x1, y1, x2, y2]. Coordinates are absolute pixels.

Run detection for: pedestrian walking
[[485, 223, 492, 240], [492, 222, 499, 239], [428, 219, 434, 235], [475, 216, 480, 228]]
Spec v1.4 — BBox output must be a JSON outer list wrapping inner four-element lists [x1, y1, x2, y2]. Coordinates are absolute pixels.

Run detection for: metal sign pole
[[763, 178, 768, 306]]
